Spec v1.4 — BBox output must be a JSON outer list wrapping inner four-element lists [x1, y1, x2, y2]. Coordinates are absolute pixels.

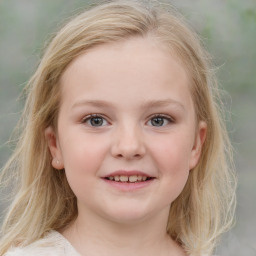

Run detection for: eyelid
[[81, 114, 110, 126], [80, 113, 175, 126], [146, 114, 175, 127], [150, 114, 175, 122]]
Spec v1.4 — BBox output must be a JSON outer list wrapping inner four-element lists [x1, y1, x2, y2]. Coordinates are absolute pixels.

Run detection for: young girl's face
[[47, 37, 206, 224]]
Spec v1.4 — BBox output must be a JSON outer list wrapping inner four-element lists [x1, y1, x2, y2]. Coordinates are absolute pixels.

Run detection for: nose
[[111, 124, 146, 160]]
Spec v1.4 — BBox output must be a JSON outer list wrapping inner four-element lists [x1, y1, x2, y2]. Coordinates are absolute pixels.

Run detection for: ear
[[189, 121, 207, 170], [45, 126, 64, 170]]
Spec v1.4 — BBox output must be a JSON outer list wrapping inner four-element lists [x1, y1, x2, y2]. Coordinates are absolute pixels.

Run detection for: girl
[[0, 1, 236, 255]]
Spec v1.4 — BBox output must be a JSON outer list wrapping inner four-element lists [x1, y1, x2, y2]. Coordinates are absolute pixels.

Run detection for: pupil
[[90, 117, 103, 126], [152, 117, 164, 126]]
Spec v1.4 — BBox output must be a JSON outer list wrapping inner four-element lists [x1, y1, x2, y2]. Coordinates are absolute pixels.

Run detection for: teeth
[[120, 176, 129, 182], [137, 175, 142, 181], [107, 175, 150, 183], [114, 176, 120, 181], [129, 175, 138, 183]]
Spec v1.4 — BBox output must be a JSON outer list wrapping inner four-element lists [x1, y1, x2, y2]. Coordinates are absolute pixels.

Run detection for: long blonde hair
[[0, 1, 236, 255]]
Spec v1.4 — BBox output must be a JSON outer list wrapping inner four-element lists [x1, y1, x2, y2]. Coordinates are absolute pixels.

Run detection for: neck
[[61, 206, 186, 256]]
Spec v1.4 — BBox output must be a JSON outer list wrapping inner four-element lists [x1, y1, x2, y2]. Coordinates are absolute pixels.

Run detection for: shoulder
[[4, 230, 80, 256]]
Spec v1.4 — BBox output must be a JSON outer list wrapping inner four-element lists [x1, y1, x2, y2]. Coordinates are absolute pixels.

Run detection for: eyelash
[[81, 114, 174, 127], [147, 114, 174, 127], [81, 114, 109, 127]]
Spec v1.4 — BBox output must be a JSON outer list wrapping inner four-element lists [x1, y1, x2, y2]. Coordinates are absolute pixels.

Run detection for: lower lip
[[102, 178, 155, 192]]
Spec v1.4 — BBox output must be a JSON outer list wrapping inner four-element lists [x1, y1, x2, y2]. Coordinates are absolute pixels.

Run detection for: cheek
[[148, 133, 192, 197], [59, 134, 109, 192], [60, 130, 107, 167], [150, 134, 192, 173]]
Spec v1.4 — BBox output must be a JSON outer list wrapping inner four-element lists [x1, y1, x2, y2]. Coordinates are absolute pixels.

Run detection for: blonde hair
[[0, 1, 236, 255]]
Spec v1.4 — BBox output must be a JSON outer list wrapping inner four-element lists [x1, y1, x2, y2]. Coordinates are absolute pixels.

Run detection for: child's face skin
[[46, 37, 206, 225]]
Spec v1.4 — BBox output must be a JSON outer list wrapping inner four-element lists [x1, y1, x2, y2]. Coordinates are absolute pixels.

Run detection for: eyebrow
[[72, 100, 114, 109], [141, 99, 185, 111], [71, 99, 185, 111]]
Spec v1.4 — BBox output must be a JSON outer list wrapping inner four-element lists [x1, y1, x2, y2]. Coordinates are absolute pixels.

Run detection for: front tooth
[[137, 175, 142, 181], [129, 175, 138, 183], [120, 176, 129, 182], [114, 176, 120, 181], [142, 176, 147, 181]]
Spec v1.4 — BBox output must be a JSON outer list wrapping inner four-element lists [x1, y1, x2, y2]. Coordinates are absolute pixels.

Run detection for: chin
[[101, 204, 152, 225]]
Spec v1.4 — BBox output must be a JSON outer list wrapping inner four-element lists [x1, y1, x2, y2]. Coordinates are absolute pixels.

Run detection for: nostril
[[110, 136, 146, 159], [115, 153, 143, 160]]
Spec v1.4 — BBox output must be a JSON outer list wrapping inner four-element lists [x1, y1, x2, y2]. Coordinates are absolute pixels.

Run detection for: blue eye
[[148, 115, 173, 127], [82, 115, 108, 127]]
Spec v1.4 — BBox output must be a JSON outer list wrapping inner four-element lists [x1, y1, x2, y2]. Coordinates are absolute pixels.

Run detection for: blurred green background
[[0, 0, 255, 255]]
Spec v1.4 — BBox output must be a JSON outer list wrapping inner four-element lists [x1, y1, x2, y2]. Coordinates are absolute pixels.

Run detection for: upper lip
[[102, 170, 154, 178]]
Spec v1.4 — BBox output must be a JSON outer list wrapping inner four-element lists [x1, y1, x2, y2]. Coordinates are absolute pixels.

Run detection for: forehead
[[61, 35, 187, 76], [59, 36, 193, 111]]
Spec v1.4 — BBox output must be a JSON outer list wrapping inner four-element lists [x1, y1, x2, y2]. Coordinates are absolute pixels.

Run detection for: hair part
[[0, 1, 236, 255]]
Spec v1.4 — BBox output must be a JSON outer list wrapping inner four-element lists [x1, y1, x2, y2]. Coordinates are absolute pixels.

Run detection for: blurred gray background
[[0, 0, 255, 255]]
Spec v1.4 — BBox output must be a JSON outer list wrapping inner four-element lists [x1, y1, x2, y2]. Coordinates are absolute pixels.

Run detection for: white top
[[4, 230, 213, 256], [4, 230, 80, 256]]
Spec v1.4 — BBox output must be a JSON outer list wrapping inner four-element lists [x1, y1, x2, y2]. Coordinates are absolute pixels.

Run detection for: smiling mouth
[[104, 175, 154, 183]]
